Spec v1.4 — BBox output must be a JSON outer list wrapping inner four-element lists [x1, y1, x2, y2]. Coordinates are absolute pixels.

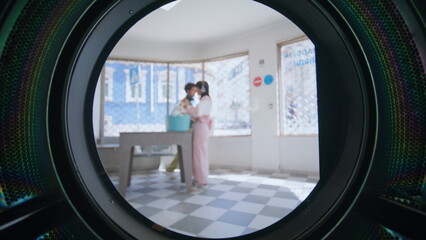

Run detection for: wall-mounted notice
[[253, 77, 262, 86], [264, 74, 273, 85]]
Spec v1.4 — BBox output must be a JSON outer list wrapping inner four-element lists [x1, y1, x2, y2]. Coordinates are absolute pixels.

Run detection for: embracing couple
[[167, 81, 212, 190]]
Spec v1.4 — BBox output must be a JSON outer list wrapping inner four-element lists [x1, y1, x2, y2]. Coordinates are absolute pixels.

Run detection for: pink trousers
[[192, 116, 211, 185]]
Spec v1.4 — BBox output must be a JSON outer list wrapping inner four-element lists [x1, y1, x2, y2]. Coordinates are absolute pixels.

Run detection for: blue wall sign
[[264, 74, 273, 85]]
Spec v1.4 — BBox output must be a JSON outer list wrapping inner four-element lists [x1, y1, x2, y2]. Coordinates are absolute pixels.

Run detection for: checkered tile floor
[[110, 169, 318, 238]]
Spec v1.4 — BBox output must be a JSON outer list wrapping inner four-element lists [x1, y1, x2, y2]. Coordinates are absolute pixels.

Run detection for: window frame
[[100, 52, 251, 138], [278, 36, 319, 137], [124, 65, 148, 103], [104, 66, 114, 102]]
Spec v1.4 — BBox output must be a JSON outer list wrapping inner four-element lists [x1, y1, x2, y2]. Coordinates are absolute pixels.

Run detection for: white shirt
[[195, 95, 212, 117], [171, 100, 187, 116]]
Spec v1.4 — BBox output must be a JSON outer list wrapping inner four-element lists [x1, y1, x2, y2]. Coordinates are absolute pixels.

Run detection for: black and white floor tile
[[110, 169, 318, 239]]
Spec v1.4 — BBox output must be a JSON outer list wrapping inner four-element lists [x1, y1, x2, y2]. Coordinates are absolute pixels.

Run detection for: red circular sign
[[253, 77, 262, 86]]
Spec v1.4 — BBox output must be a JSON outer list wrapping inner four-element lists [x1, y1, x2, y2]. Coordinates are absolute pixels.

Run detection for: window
[[100, 54, 250, 137], [279, 38, 318, 135], [103, 60, 167, 136], [205, 55, 251, 136], [168, 63, 203, 110], [124, 63, 147, 103], [156, 66, 170, 104], [104, 66, 114, 102]]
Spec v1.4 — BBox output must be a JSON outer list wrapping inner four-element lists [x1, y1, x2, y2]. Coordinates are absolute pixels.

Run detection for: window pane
[[205, 55, 251, 136], [102, 56, 250, 137], [279, 39, 318, 135], [104, 66, 114, 102], [103, 60, 167, 136], [168, 63, 203, 113]]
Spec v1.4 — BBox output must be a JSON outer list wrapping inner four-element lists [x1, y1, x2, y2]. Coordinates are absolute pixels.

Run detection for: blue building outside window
[[103, 60, 200, 136], [101, 55, 250, 137]]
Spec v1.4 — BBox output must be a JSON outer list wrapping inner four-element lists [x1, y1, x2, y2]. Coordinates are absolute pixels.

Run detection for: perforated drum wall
[[0, 0, 424, 239], [332, 0, 425, 202]]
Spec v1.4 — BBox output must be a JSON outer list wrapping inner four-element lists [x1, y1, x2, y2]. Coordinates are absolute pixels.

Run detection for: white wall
[[199, 21, 319, 176], [96, 20, 319, 177], [110, 40, 204, 61], [208, 137, 252, 169], [279, 136, 319, 174]]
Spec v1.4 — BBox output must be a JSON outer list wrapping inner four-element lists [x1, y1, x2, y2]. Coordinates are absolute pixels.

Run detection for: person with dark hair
[[186, 81, 212, 189], [165, 82, 197, 175], [170, 82, 197, 116]]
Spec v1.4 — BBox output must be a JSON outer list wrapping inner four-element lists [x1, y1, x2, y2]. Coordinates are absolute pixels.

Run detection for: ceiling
[[121, 0, 290, 45]]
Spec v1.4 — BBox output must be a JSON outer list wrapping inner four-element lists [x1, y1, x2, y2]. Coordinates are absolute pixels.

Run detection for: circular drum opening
[[95, 1, 320, 238], [49, 0, 381, 239], [1, 0, 424, 239]]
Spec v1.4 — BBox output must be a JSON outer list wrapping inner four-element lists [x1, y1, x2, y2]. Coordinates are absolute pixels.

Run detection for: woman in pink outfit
[[186, 81, 212, 188]]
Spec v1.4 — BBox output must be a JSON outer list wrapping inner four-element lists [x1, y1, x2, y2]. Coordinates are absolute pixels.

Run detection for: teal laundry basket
[[166, 115, 191, 131]]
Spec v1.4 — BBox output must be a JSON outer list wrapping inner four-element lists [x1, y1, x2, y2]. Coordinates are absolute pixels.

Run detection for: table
[[118, 131, 193, 196]]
